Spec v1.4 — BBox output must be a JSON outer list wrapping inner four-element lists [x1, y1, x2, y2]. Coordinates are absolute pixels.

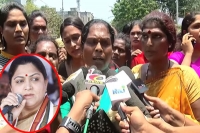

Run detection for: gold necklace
[[146, 60, 170, 80]]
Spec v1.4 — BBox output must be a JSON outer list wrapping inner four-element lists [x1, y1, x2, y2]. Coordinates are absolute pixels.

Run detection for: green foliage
[[24, 0, 39, 15], [157, 0, 200, 19], [0, 0, 13, 8], [40, 6, 62, 38], [111, 0, 159, 31]]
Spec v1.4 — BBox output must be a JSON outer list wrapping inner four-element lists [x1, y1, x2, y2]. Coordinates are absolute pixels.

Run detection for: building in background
[[14, 0, 26, 5], [58, 8, 94, 24]]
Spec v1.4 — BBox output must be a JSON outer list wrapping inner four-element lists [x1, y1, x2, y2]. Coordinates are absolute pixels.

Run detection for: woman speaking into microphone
[[0, 55, 59, 132]]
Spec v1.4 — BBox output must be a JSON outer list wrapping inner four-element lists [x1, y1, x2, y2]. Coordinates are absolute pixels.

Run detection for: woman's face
[[112, 38, 126, 67], [11, 63, 47, 109], [62, 25, 82, 59], [141, 23, 169, 62], [83, 23, 112, 71], [130, 25, 142, 50], [35, 41, 58, 69], [188, 14, 200, 44], [1, 9, 29, 49], [30, 16, 47, 43]]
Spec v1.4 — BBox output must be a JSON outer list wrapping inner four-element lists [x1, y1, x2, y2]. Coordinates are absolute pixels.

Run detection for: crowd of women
[[0, 1, 200, 133]]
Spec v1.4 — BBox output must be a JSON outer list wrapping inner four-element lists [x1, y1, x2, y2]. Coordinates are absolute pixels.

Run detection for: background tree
[[24, 0, 38, 15], [157, 0, 200, 19], [40, 5, 62, 38], [111, 0, 158, 31], [0, 0, 12, 8]]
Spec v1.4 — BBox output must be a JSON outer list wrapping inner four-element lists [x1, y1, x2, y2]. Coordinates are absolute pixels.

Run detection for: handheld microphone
[[106, 68, 152, 118], [119, 66, 152, 107], [64, 67, 87, 94], [61, 82, 75, 104], [2, 94, 23, 115], [86, 67, 106, 119], [106, 73, 131, 129], [88, 65, 97, 74], [85, 68, 106, 96]]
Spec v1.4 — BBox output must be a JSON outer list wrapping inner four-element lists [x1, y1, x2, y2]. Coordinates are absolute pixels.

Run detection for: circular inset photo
[[0, 54, 61, 132]]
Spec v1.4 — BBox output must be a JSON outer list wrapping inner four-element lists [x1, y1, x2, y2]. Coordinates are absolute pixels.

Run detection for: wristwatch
[[59, 116, 81, 133]]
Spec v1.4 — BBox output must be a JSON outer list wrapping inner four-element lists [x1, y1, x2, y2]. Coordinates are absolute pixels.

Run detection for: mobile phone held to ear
[[192, 40, 196, 46]]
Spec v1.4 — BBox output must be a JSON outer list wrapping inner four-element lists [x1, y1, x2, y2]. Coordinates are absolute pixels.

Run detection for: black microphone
[[61, 82, 75, 104], [61, 90, 68, 105], [119, 66, 152, 107], [2, 94, 23, 115]]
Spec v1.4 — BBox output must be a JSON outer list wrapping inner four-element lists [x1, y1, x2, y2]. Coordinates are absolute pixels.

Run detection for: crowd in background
[[0, 1, 200, 133]]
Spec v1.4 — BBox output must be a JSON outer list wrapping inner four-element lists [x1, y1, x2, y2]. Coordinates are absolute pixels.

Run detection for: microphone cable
[[83, 102, 94, 133]]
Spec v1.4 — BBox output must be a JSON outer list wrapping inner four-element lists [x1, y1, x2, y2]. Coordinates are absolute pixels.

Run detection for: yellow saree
[[132, 65, 200, 122]]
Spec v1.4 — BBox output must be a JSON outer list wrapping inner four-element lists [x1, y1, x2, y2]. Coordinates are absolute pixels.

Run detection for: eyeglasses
[[36, 52, 58, 60], [31, 26, 47, 32], [85, 38, 111, 48]]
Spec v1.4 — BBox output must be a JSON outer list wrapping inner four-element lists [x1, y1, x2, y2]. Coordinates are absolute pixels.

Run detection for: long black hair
[[0, 2, 30, 49], [60, 17, 84, 64], [8, 55, 47, 83]]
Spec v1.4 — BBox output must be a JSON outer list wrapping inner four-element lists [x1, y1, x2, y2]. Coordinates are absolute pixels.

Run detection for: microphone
[[2, 94, 23, 115], [118, 66, 152, 107], [61, 82, 76, 104], [88, 65, 97, 74], [85, 67, 106, 119], [64, 67, 87, 94], [106, 76, 131, 122], [106, 68, 152, 118], [85, 67, 106, 96]]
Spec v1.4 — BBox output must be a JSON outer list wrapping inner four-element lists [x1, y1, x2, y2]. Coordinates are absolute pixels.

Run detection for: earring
[[1, 36, 5, 50]]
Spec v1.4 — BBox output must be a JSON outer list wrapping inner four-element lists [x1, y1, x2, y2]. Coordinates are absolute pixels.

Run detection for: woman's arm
[[181, 53, 192, 66], [0, 125, 20, 133], [145, 94, 199, 126], [171, 126, 200, 133], [56, 90, 100, 133]]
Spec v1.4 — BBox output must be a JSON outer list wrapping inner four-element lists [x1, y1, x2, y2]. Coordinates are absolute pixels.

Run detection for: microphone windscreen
[[118, 66, 135, 81], [106, 69, 117, 77], [16, 94, 23, 104], [89, 65, 97, 70], [92, 70, 102, 75], [61, 90, 68, 105], [81, 66, 88, 79], [62, 82, 75, 99]]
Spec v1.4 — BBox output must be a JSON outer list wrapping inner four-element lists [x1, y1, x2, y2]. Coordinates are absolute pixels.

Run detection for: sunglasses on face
[[85, 38, 111, 48], [32, 26, 47, 32], [37, 52, 58, 60]]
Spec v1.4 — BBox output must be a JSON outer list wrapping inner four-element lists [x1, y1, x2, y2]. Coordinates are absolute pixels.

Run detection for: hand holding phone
[[181, 33, 196, 54]]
